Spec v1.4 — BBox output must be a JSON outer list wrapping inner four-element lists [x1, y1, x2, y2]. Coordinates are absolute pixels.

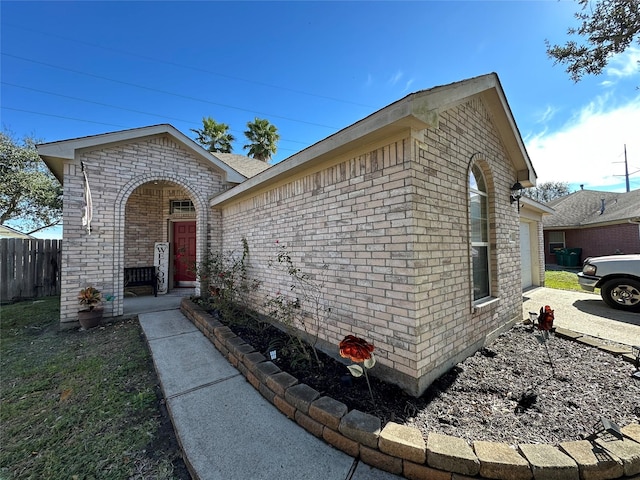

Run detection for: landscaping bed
[[211, 306, 639, 446]]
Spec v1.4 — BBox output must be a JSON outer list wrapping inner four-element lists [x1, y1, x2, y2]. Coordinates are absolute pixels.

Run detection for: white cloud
[[388, 71, 403, 86], [535, 105, 560, 124], [526, 94, 640, 191], [403, 78, 415, 93], [605, 46, 640, 80], [364, 73, 373, 88]]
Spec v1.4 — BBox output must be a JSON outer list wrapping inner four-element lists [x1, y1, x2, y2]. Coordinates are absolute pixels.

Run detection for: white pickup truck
[[577, 254, 640, 312]]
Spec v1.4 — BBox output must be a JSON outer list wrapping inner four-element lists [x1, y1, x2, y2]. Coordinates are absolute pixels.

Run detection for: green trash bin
[[554, 248, 568, 266], [566, 248, 582, 267]]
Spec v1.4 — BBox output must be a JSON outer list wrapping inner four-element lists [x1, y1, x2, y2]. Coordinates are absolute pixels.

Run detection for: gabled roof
[[543, 189, 640, 228], [211, 73, 537, 207], [214, 153, 271, 178], [38, 124, 246, 184], [0, 225, 36, 239]]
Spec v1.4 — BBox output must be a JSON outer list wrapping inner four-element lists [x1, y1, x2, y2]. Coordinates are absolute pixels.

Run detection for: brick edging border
[[180, 298, 640, 480]]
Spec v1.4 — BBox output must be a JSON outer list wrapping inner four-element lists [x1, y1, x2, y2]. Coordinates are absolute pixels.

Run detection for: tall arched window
[[470, 165, 490, 301]]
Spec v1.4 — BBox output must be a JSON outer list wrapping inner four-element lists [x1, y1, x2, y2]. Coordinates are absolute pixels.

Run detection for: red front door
[[173, 221, 196, 284]]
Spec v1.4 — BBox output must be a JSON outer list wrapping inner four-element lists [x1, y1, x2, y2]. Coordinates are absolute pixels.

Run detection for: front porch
[[122, 288, 195, 317]]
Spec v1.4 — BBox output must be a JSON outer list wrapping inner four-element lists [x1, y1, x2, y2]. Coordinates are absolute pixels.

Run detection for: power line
[[2, 84, 312, 150], [1, 105, 300, 153], [1, 106, 129, 128], [2, 82, 200, 125], [1, 81, 308, 148], [3, 53, 343, 131], [4, 23, 375, 110]]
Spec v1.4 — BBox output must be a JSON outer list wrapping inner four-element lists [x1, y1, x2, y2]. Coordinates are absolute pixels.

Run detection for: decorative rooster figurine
[[538, 305, 554, 331]]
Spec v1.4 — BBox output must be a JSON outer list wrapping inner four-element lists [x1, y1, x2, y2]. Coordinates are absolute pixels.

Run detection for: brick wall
[[57, 100, 525, 395], [59, 134, 225, 327], [125, 186, 163, 267], [412, 99, 522, 392], [217, 97, 522, 396], [545, 223, 640, 264]]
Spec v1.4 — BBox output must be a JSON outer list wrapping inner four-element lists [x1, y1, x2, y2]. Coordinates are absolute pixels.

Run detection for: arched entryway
[[112, 174, 207, 316]]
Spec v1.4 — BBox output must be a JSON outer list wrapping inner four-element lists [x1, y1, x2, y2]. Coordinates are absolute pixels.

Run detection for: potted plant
[[78, 286, 104, 329]]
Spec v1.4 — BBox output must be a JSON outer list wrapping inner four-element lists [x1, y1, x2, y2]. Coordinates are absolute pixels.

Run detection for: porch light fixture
[[510, 182, 524, 213]]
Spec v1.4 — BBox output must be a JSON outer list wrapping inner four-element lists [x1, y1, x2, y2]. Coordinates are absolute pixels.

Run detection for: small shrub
[[263, 240, 332, 368], [191, 238, 260, 324]]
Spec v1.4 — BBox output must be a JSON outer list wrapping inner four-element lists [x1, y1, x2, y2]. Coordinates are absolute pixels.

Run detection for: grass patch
[[545, 270, 597, 293], [0, 297, 188, 480]]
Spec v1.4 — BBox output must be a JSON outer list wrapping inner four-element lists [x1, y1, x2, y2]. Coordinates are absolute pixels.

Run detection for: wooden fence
[[0, 238, 62, 302]]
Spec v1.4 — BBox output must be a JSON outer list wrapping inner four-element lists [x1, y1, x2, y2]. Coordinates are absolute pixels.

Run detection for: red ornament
[[339, 335, 374, 363]]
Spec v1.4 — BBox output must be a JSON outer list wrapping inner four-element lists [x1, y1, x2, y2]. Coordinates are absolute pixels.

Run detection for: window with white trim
[[170, 200, 195, 214], [548, 231, 565, 254], [470, 165, 490, 301]]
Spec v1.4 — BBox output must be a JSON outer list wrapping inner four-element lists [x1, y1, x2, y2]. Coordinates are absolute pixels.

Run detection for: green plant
[[263, 241, 331, 368], [191, 238, 260, 322], [78, 286, 102, 311]]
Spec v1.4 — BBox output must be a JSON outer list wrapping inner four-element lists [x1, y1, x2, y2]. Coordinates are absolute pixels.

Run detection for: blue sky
[[2, 1, 639, 238]]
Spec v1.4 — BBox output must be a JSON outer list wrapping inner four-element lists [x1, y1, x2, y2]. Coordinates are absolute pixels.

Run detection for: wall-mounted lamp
[[510, 182, 524, 213]]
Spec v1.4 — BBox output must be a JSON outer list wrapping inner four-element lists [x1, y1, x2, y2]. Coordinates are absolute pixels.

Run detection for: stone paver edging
[[180, 298, 640, 480]]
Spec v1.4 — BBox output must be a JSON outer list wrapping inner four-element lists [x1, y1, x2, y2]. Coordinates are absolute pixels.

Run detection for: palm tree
[[243, 118, 280, 162], [191, 117, 235, 153]]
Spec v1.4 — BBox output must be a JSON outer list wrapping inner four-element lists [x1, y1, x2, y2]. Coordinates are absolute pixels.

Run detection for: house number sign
[[154, 242, 169, 295]]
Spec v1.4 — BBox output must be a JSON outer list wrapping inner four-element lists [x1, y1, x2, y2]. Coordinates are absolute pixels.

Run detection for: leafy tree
[[243, 118, 280, 162], [190, 117, 235, 153], [522, 181, 571, 203], [0, 132, 62, 234], [546, 0, 640, 82]]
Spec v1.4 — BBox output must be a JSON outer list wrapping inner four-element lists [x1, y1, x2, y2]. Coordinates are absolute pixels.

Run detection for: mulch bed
[[213, 310, 640, 445]]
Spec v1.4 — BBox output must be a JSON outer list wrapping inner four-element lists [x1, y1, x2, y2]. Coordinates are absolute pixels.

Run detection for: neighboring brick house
[[544, 189, 640, 265], [39, 73, 541, 396]]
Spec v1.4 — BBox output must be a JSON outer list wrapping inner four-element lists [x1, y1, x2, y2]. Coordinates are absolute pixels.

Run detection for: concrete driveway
[[522, 287, 640, 346]]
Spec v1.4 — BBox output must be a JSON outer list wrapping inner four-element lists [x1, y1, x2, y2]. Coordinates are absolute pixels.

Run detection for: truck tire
[[600, 278, 640, 312]]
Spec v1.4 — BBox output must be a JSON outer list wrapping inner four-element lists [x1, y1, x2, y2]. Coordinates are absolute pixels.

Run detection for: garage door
[[520, 222, 533, 289]]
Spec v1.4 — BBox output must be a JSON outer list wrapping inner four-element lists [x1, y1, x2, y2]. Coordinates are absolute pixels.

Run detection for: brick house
[[544, 189, 640, 265], [39, 73, 541, 396]]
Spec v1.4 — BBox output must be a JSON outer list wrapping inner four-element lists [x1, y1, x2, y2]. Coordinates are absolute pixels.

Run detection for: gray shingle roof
[[212, 153, 271, 179], [543, 189, 640, 228]]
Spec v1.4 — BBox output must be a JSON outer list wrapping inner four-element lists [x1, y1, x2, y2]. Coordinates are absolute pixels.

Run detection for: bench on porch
[[124, 266, 158, 297]]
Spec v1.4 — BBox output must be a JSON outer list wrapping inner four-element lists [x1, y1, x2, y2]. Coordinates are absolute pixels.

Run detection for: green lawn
[[0, 297, 187, 480], [544, 270, 594, 293]]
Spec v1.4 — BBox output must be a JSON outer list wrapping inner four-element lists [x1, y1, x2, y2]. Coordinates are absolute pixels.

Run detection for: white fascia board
[[211, 96, 432, 207], [38, 125, 245, 184], [521, 197, 555, 215]]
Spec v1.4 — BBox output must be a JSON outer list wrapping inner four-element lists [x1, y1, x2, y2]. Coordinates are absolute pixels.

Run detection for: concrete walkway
[[522, 287, 640, 346], [139, 307, 402, 480]]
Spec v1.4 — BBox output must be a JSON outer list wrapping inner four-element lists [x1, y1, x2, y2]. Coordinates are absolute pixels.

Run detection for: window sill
[[472, 297, 500, 314]]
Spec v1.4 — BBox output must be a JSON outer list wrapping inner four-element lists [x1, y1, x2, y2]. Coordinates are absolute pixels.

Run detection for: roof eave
[[37, 124, 246, 185], [211, 73, 537, 208], [544, 217, 639, 229], [211, 96, 430, 207], [520, 197, 555, 215]]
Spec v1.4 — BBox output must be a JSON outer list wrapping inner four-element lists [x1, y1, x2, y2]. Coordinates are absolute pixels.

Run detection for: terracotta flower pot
[[78, 307, 103, 329]]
